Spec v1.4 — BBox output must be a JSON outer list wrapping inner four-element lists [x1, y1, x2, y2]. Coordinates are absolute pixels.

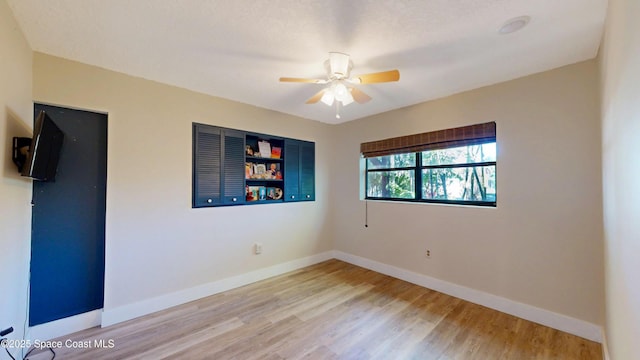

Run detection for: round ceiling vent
[[499, 16, 531, 34]]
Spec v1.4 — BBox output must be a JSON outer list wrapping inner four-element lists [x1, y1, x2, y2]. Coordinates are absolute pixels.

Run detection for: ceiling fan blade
[[353, 70, 400, 84], [305, 89, 327, 104], [279, 77, 327, 84], [350, 87, 372, 104]]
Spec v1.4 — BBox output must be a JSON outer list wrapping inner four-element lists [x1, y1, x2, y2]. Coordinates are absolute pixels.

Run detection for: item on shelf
[[246, 145, 254, 156], [258, 140, 271, 158], [266, 163, 280, 179], [247, 186, 260, 201], [245, 162, 253, 179], [266, 187, 276, 200], [271, 146, 281, 159], [267, 187, 283, 200], [247, 162, 282, 180], [254, 163, 267, 178], [258, 186, 267, 200]]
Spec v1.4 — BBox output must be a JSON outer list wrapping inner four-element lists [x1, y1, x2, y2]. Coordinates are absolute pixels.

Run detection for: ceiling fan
[[279, 52, 400, 118]]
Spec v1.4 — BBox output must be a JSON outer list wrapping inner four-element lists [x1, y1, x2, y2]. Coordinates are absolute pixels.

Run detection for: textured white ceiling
[[7, 0, 607, 124]]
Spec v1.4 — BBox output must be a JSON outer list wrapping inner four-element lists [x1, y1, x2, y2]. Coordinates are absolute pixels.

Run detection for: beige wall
[[332, 60, 604, 326], [600, 0, 640, 357], [33, 53, 334, 311], [0, 1, 33, 356], [0, 0, 33, 351]]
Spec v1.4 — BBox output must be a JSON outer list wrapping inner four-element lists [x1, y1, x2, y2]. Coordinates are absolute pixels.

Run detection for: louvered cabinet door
[[299, 141, 315, 201], [284, 139, 315, 202], [284, 140, 300, 201], [193, 124, 222, 207], [222, 129, 246, 205]]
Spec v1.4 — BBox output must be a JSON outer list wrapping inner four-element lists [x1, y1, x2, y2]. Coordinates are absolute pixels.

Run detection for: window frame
[[365, 145, 497, 207]]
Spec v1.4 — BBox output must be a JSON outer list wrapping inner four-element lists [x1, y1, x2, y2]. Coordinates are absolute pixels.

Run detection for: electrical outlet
[[254, 242, 263, 255], [425, 249, 431, 258]]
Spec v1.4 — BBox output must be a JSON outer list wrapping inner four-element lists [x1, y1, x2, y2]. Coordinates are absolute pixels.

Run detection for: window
[[362, 122, 496, 206]]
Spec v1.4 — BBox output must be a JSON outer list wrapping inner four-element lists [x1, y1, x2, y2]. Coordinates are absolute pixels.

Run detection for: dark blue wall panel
[[29, 104, 107, 326]]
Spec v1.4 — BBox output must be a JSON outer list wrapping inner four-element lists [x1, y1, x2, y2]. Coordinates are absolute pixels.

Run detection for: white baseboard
[[101, 251, 334, 327], [28, 309, 101, 342], [333, 251, 603, 343], [41, 250, 603, 346]]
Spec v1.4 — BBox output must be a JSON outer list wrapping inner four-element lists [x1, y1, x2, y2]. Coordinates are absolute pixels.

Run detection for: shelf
[[246, 156, 283, 162], [245, 179, 283, 182], [245, 199, 284, 204]]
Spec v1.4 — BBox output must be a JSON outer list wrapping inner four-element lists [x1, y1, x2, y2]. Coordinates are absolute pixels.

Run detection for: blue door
[[29, 104, 107, 326]]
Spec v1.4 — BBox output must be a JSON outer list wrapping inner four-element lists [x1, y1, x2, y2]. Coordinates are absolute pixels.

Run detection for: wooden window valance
[[360, 121, 496, 158]]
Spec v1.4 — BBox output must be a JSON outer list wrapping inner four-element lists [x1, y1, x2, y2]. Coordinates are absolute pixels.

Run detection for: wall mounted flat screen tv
[[21, 110, 64, 181]]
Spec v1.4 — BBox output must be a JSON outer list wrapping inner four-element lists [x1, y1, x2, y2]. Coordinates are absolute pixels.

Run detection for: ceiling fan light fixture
[[280, 52, 400, 119], [320, 90, 335, 106], [340, 95, 354, 106], [339, 90, 354, 106], [334, 82, 348, 99]]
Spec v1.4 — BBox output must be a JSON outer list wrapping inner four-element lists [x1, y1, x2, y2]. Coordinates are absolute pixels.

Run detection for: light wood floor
[[29, 260, 601, 359]]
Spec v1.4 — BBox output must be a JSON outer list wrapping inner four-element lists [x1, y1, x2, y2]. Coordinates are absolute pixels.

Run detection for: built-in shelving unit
[[192, 123, 315, 208]]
